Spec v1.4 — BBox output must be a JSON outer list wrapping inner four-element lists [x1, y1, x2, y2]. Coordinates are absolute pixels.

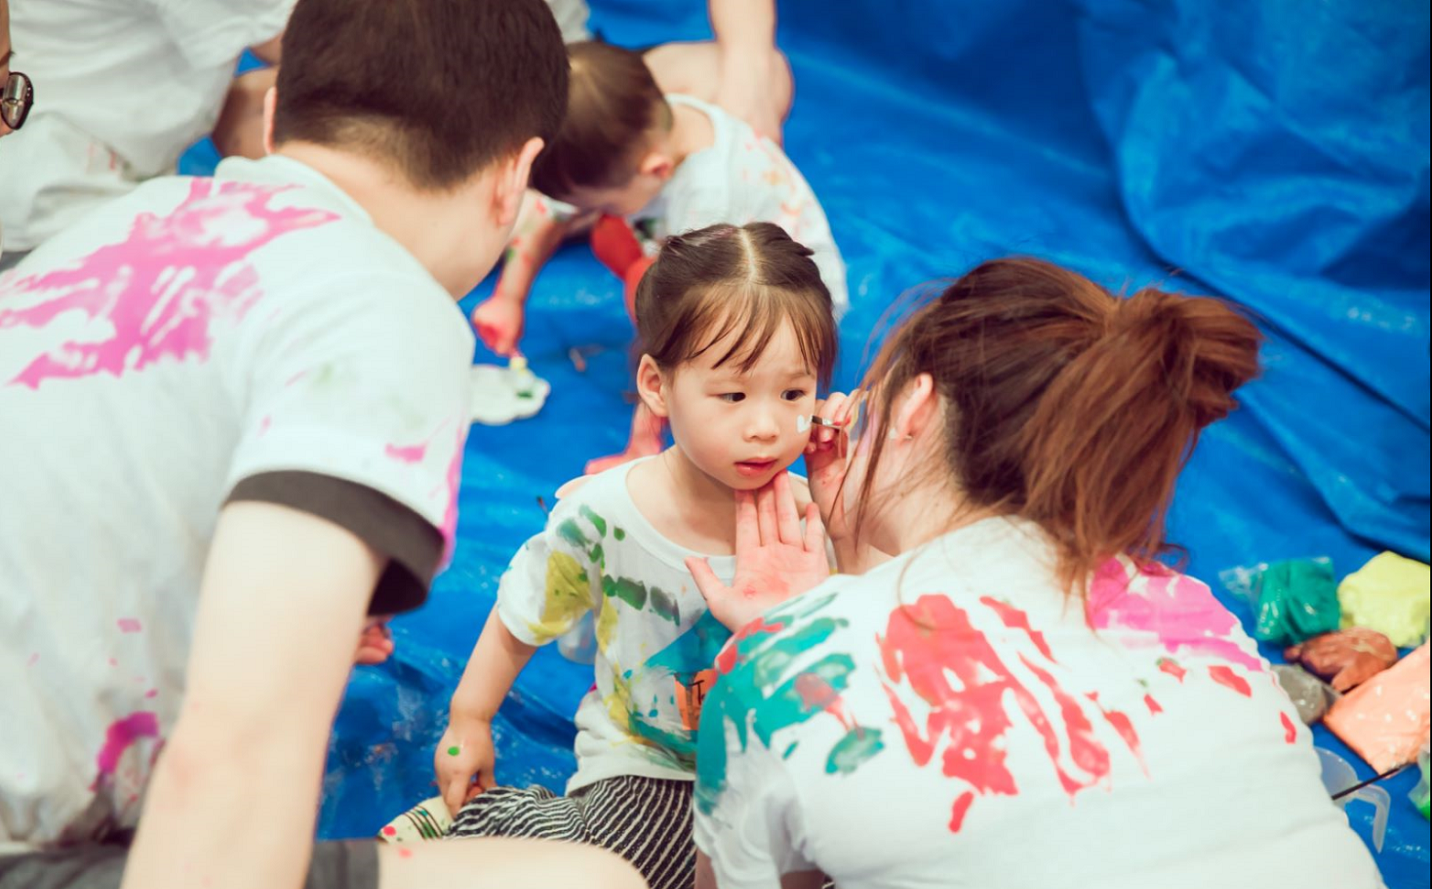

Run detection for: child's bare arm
[[436, 609, 537, 813], [472, 193, 574, 356]]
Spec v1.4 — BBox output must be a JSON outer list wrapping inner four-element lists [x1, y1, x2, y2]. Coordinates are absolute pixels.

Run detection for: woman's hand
[[434, 717, 497, 818], [686, 471, 829, 632], [804, 389, 862, 540]]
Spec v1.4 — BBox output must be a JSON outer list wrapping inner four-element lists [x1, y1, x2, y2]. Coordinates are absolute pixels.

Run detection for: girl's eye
[[782, 389, 808, 401], [719, 393, 746, 403]]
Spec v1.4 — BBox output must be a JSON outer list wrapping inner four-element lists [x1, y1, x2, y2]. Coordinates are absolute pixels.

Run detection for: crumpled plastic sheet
[[178, 0, 1429, 881]]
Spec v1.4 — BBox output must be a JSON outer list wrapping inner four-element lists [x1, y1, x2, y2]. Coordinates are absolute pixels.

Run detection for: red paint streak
[[1157, 657, 1186, 682], [284, 369, 308, 387], [980, 596, 1054, 662], [1208, 665, 1252, 697], [716, 616, 788, 674], [879, 596, 1138, 833], [1281, 712, 1297, 744], [384, 442, 427, 464], [949, 791, 975, 832], [0, 180, 336, 388], [1144, 694, 1162, 715], [90, 712, 160, 791], [117, 618, 142, 633], [794, 672, 854, 731], [108, 658, 118, 668]]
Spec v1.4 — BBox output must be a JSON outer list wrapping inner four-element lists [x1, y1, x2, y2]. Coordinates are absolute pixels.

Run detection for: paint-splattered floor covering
[[178, 0, 1429, 883]]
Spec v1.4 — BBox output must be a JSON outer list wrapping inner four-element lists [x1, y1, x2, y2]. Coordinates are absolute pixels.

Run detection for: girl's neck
[[627, 446, 739, 556]]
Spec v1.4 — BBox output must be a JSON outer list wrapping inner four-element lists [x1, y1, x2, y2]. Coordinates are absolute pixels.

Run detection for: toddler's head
[[530, 41, 675, 216], [634, 223, 838, 491]]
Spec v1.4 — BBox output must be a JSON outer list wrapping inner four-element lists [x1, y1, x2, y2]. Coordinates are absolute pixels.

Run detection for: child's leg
[[644, 41, 794, 128], [584, 402, 666, 476]]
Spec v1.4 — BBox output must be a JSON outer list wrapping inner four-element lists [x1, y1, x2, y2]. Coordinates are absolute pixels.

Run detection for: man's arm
[[120, 500, 382, 889]]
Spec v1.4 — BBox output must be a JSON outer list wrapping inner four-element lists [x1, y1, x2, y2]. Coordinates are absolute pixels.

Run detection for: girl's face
[[647, 319, 819, 491]]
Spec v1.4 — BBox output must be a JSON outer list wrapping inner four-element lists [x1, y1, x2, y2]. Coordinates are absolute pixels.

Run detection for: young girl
[[382, 222, 838, 889], [687, 259, 1382, 888]]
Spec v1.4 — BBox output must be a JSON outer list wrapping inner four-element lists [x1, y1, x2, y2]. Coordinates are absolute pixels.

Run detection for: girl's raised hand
[[685, 471, 830, 632], [804, 389, 861, 540]]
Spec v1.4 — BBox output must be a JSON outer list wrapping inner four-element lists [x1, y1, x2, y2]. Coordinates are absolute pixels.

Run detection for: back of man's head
[[273, 0, 568, 192]]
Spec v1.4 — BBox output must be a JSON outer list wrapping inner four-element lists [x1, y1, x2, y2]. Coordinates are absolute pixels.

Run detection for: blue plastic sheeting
[[181, 0, 1429, 882]]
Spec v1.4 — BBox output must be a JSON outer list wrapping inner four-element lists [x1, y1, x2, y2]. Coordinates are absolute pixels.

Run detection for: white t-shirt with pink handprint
[[0, 154, 473, 852]]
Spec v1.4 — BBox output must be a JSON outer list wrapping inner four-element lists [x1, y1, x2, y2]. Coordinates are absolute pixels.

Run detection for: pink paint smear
[[90, 711, 160, 791], [1086, 558, 1263, 672], [0, 180, 337, 389], [117, 618, 142, 633]]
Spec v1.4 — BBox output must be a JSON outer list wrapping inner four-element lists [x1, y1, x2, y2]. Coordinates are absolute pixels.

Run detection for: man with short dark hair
[[0, 1, 645, 888]]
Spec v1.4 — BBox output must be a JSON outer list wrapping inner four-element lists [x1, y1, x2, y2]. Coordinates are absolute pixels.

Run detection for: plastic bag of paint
[[1317, 747, 1391, 852], [1338, 551, 1432, 648], [1413, 744, 1430, 821], [1324, 643, 1431, 773], [1272, 663, 1340, 724], [1219, 557, 1340, 646]]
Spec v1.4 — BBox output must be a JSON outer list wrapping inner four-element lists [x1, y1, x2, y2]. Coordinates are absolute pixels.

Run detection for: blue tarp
[[187, 0, 1430, 883]]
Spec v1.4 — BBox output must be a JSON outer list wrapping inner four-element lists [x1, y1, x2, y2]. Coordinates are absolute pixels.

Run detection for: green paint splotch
[[580, 505, 608, 538], [614, 527, 627, 541], [526, 551, 592, 642], [557, 519, 590, 551], [695, 592, 853, 814], [826, 727, 884, 775], [603, 575, 647, 610]]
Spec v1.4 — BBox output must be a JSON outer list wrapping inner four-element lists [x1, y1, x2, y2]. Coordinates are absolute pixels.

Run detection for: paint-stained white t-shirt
[[497, 458, 738, 791], [0, 154, 473, 853], [694, 518, 1383, 889], [637, 95, 849, 316]]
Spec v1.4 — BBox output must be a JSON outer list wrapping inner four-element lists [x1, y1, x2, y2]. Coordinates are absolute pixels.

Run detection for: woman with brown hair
[[686, 258, 1382, 889]]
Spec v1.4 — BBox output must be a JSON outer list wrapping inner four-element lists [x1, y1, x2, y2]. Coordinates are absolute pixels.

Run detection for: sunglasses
[[2, 71, 34, 130]]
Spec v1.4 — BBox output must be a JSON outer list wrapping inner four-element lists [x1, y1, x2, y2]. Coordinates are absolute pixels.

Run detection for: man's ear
[[496, 137, 546, 227], [635, 354, 672, 419], [262, 87, 278, 156], [638, 151, 675, 182]]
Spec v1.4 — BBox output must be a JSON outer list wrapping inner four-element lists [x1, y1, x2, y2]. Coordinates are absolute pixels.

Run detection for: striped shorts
[[449, 775, 693, 889]]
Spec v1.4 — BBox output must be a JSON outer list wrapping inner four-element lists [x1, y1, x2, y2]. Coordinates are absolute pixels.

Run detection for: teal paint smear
[[603, 575, 647, 610], [694, 597, 852, 815], [825, 727, 884, 775], [645, 612, 731, 685], [629, 712, 698, 767], [783, 741, 799, 760], [580, 505, 608, 537], [649, 585, 681, 625], [557, 519, 590, 550]]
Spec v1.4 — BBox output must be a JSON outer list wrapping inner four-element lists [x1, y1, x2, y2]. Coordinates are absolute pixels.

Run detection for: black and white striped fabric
[[449, 775, 694, 889]]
